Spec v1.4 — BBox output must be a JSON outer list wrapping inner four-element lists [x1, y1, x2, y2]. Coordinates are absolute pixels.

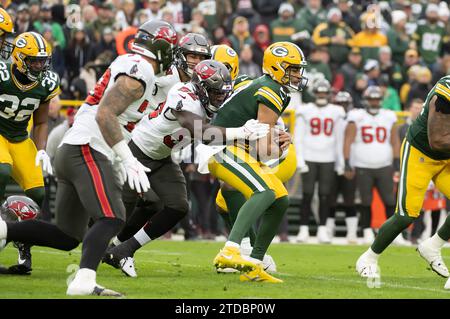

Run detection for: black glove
[[344, 159, 353, 172], [393, 158, 400, 172]]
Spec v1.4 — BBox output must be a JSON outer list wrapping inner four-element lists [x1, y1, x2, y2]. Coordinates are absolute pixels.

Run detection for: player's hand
[[112, 158, 126, 186], [298, 163, 309, 173], [344, 160, 355, 180], [275, 129, 291, 151], [123, 157, 151, 193], [393, 171, 400, 183], [35, 150, 53, 175], [242, 119, 270, 141]]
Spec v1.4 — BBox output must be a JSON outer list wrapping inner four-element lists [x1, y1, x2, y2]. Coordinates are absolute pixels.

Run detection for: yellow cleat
[[240, 265, 283, 283], [213, 246, 256, 272]]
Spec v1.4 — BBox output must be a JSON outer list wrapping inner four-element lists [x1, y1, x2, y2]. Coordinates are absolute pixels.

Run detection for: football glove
[[226, 119, 270, 141], [35, 150, 53, 175]]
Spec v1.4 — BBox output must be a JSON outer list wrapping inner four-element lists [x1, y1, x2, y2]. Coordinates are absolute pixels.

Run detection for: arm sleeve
[[254, 86, 285, 116]]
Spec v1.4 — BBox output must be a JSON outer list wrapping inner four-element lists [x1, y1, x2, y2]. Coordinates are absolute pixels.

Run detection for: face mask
[[316, 98, 328, 106]]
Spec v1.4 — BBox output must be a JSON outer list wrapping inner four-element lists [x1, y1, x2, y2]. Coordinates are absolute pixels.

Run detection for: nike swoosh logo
[[18, 257, 27, 265], [222, 254, 233, 260]]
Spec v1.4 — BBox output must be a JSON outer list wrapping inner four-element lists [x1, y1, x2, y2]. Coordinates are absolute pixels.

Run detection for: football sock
[[299, 193, 313, 225], [143, 206, 187, 239], [361, 247, 380, 262], [117, 201, 161, 242], [80, 218, 124, 271], [228, 190, 275, 245], [346, 206, 357, 217], [251, 196, 289, 260], [329, 206, 336, 219], [7, 220, 79, 250], [427, 233, 447, 249], [217, 208, 232, 230], [222, 189, 257, 245], [69, 268, 96, 289], [371, 214, 415, 254], [24, 186, 46, 207], [0, 163, 12, 201], [437, 213, 450, 241], [318, 194, 330, 225]]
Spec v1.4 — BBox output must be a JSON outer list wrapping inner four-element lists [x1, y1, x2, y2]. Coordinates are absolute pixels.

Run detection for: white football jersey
[[348, 108, 397, 169], [62, 53, 156, 161], [149, 65, 181, 111], [295, 103, 346, 163], [132, 82, 208, 160]]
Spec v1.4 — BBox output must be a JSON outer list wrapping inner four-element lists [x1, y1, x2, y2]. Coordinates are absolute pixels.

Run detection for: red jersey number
[[310, 118, 334, 136], [85, 68, 112, 105], [361, 126, 387, 143]]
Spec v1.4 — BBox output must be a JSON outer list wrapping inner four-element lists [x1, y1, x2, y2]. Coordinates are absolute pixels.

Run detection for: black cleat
[[14, 242, 32, 273]]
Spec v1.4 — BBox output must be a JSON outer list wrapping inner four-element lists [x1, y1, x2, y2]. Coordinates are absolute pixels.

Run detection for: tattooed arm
[[428, 95, 450, 152], [96, 75, 145, 147]]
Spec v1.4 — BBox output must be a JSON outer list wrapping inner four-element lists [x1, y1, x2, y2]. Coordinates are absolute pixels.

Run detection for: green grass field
[[0, 241, 449, 299]]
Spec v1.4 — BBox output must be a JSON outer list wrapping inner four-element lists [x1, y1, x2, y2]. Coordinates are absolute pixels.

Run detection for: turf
[[0, 241, 449, 299]]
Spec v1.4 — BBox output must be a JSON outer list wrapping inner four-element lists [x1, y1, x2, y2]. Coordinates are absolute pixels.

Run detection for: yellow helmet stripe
[[260, 86, 283, 106]]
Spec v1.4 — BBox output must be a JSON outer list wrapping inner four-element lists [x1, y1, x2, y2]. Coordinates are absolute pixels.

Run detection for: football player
[[212, 44, 297, 274], [0, 7, 14, 60], [200, 41, 307, 283], [0, 20, 178, 296], [344, 86, 400, 245], [0, 32, 60, 273], [356, 76, 450, 287], [328, 91, 358, 244], [108, 32, 212, 250], [102, 60, 268, 276], [295, 79, 345, 244]]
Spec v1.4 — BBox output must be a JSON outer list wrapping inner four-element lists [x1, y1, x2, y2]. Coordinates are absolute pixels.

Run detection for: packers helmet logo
[[271, 46, 289, 57], [15, 38, 27, 48], [226, 48, 236, 57], [0, 14, 4, 23]]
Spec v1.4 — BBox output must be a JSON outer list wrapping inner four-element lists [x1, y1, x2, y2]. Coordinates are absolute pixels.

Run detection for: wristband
[[112, 140, 134, 162]]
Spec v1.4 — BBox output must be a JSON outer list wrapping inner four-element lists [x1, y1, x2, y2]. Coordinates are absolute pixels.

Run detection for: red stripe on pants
[[81, 145, 115, 218]]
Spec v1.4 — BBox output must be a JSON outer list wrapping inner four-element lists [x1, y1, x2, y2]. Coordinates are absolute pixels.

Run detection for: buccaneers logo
[[154, 26, 177, 45], [196, 64, 216, 80]]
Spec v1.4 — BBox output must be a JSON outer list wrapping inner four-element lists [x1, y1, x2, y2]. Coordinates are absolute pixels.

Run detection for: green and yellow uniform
[[210, 74, 291, 201], [0, 61, 60, 190], [412, 21, 449, 65], [398, 75, 450, 217]]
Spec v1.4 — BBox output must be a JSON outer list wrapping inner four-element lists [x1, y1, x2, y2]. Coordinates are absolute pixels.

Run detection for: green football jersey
[[213, 74, 290, 128], [0, 62, 60, 142], [407, 75, 450, 160], [413, 21, 448, 65]]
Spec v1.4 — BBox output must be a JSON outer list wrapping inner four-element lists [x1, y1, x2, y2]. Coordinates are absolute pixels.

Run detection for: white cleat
[[120, 257, 137, 278], [0, 214, 6, 252], [67, 283, 123, 297], [262, 254, 277, 273], [444, 278, 450, 290], [392, 234, 411, 246], [356, 254, 380, 278], [296, 226, 309, 243], [317, 226, 332, 244], [325, 218, 335, 238], [417, 241, 449, 278]]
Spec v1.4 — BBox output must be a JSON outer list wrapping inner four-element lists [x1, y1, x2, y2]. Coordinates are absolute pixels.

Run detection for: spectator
[[412, 4, 449, 69], [432, 53, 450, 84], [47, 96, 65, 134], [164, 0, 192, 26], [269, 3, 301, 43], [239, 44, 261, 78], [64, 24, 95, 84], [15, 3, 34, 34], [350, 73, 369, 108], [42, 24, 65, 80], [378, 46, 403, 90], [229, 16, 253, 55], [250, 24, 270, 67], [252, 0, 283, 24], [211, 26, 232, 46], [379, 75, 402, 111], [115, 0, 137, 31], [364, 59, 381, 87], [81, 4, 98, 26], [336, 0, 360, 33], [28, 0, 40, 24], [296, 0, 327, 35], [339, 46, 363, 93], [190, 8, 208, 36], [135, 9, 150, 27], [87, 2, 115, 43], [387, 10, 410, 66], [46, 107, 78, 164], [33, 3, 67, 50], [406, 66, 433, 106], [401, 49, 421, 80], [144, 0, 163, 21], [92, 26, 118, 60], [312, 7, 354, 68], [350, 11, 388, 61], [440, 4, 450, 55]]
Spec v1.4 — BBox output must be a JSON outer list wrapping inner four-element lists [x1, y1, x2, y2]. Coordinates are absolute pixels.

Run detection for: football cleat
[[0, 214, 6, 252], [240, 265, 283, 283], [216, 267, 239, 274], [262, 254, 277, 273], [356, 254, 380, 278], [444, 277, 450, 290], [14, 242, 32, 270], [119, 257, 137, 278], [296, 226, 309, 243], [363, 228, 375, 245], [67, 284, 123, 297], [213, 246, 256, 272], [317, 225, 332, 244], [102, 252, 121, 269], [417, 241, 449, 278]]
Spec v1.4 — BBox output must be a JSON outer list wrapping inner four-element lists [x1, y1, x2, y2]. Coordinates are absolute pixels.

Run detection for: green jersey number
[[0, 94, 40, 121]]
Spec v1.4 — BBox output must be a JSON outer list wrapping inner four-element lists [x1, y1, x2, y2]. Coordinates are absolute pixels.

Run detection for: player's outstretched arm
[[96, 75, 145, 147], [428, 95, 450, 152]]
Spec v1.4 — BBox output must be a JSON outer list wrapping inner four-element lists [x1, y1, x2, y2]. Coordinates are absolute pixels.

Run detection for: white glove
[[35, 150, 53, 175], [299, 164, 309, 173], [112, 157, 126, 187], [226, 119, 270, 141], [112, 140, 151, 193]]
